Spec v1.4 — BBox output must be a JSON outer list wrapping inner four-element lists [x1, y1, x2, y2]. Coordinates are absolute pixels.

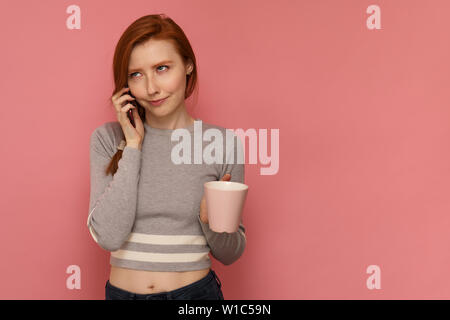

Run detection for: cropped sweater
[[87, 119, 246, 272]]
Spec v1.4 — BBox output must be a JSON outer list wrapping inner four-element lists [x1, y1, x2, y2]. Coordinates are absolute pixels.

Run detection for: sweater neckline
[[143, 118, 200, 136]]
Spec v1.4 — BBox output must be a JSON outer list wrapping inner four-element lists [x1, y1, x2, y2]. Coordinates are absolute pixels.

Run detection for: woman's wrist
[[127, 141, 142, 150]]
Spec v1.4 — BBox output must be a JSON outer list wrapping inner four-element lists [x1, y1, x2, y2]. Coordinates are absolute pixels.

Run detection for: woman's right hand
[[112, 87, 144, 147]]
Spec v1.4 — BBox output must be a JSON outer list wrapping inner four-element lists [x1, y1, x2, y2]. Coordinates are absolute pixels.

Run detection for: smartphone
[[123, 84, 136, 128]]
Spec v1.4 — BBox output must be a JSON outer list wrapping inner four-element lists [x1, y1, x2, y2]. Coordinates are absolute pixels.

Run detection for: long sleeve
[[198, 129, 247, 265], [87, 126, 142, 252], [198, 215, 247, 266]]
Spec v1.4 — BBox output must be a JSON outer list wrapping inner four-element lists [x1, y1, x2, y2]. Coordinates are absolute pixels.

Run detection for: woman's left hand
[[199, 173, 231, 224]]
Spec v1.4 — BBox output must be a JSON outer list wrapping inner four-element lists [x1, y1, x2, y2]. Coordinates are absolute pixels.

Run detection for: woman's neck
[[144, 108, 195, 130]]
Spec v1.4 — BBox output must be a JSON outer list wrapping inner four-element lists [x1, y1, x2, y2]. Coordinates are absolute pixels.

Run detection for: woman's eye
[[129, 66, 169, 78], [157, 65, 169, 72]]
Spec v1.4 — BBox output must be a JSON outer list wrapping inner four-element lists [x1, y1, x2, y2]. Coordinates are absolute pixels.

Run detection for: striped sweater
[[87, 119, 246, 271]]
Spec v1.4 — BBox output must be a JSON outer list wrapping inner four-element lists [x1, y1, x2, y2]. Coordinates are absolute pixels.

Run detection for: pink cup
[[203, 181, 249, 233]]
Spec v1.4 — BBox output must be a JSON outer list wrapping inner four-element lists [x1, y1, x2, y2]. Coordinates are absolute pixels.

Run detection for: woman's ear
[[186, 59, 194, 75]]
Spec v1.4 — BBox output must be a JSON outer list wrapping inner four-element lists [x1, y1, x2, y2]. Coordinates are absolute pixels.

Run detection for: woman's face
[[127, 39, 193, 119]]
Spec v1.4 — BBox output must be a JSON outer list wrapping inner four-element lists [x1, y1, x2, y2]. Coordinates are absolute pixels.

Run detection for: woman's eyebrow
[[129, 60, 173, 72]]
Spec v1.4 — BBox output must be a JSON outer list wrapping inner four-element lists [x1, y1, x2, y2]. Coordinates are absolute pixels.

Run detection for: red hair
[[106, 13, 199, 176]]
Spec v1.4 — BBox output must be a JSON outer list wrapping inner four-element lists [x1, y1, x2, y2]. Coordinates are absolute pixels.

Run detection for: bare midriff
[[109, 265, 211, 294]]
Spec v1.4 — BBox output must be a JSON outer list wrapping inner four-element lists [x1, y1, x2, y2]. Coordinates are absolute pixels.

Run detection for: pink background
[[1, 0, 450, 299]]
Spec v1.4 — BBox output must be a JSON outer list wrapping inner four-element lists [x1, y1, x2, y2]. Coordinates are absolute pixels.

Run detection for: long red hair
[[106, 13, 199, 176]]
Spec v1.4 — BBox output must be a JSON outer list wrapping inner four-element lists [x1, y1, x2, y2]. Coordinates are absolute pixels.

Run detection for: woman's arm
[[199, 129, 247, 265], [198, 215, 247, 265], [87, 125, 142, 251]]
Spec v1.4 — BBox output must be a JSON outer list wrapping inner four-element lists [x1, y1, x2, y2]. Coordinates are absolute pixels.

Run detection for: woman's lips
[[149, 97, 167, 106]]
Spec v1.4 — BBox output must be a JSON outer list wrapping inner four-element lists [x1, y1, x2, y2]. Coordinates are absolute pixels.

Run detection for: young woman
[[87, 14, 247, 300]]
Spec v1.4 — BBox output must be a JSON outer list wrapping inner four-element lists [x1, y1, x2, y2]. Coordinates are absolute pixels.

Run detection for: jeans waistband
[[106, 269, 220, 299]]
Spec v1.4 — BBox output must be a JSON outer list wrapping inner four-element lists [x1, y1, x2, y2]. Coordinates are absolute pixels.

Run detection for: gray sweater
[[87, 119, 246, 271]]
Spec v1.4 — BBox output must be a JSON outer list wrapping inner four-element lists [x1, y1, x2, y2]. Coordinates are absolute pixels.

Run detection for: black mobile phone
[[123, 84, 136, 128]]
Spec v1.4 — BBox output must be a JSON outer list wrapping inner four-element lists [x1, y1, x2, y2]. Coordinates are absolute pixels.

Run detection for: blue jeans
[[105, 269, 224, 300]]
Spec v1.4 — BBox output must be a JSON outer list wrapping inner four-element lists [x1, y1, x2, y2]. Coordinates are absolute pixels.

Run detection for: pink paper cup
[[204, 181, 249, 233]]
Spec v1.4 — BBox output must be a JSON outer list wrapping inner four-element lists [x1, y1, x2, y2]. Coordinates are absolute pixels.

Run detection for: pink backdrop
[[1, 0, 450, 299]]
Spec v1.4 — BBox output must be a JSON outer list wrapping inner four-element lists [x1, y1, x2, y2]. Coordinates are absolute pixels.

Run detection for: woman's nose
[[146, 79, 159, 95]]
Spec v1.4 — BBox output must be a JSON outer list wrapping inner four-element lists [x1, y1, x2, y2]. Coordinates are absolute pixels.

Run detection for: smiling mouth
[[150, 97, 167, 102], [148, 96, 168, 106]]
